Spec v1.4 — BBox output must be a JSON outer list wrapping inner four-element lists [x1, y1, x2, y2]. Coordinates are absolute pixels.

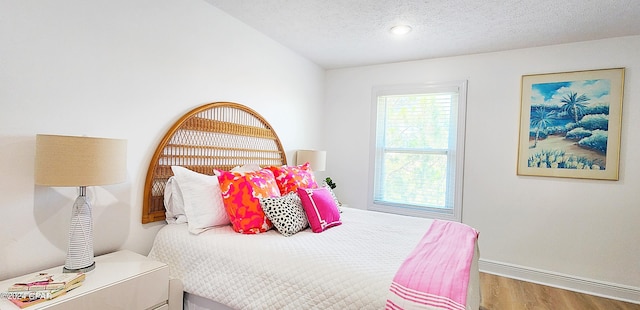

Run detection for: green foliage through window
[[371, 81, 467, 221]]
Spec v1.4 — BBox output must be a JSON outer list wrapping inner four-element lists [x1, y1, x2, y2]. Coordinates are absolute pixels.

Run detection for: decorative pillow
[[323, 184, 342, 213], [216, 169, 281, 234], [170, 166, 229, 234], [163, 176, 187, 224], [266, 162, 319, 195], [260, 193, 309, 237], [297, 187, 342, 233]]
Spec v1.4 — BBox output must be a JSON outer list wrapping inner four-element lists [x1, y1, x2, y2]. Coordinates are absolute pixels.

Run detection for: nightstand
[[0, 250, 169, 310]]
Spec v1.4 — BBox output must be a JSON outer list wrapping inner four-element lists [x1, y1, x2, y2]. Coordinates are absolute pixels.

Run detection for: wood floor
[[480, 273, 640, 310]]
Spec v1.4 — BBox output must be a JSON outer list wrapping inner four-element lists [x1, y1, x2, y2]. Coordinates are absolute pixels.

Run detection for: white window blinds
[[370, 82, 466, 221]]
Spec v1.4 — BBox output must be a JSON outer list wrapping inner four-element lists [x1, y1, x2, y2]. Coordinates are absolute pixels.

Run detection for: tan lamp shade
[[296, 150, 326, 172], [35, 134, 127, 187]]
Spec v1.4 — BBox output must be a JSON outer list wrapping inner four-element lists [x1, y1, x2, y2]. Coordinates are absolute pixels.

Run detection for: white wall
[[0, 0, 324, 280], [325, 36, 640, 301]]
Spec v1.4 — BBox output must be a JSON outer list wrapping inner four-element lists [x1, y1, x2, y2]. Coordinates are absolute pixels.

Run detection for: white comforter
[[148, 208, 479, 310]]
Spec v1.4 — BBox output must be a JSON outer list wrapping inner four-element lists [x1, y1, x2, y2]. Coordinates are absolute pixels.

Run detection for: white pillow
[[164, 176, 187, 224], [230, 163, 261, 173], [170, 166, 229, 234]]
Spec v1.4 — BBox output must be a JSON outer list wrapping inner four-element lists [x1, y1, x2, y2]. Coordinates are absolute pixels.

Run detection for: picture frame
[[517, 68, 625, 180]]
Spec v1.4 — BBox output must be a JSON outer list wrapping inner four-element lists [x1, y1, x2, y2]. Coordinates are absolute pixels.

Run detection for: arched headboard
[[142, 102, 287, 224]]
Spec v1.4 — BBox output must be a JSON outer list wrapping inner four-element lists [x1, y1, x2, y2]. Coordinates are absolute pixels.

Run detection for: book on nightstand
[[8, 272, 85, 292]]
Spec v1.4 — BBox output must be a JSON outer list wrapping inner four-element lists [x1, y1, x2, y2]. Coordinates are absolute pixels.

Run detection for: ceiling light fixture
[[390, 25, 412, 36]]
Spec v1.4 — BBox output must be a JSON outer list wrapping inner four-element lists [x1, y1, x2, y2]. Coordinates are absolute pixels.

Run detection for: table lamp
[[296, 150, 326, 171], [34, 134, 127, 273]]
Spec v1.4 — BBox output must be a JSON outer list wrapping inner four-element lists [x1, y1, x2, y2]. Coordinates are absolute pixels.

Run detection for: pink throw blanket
[[386, 220, 478, 310]]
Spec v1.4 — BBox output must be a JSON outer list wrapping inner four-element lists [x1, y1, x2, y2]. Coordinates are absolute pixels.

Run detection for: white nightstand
[[0, 250, 169, 310]]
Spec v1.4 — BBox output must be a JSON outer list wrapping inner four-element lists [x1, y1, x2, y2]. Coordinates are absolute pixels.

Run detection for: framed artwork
[[517, 68, 625, 180]]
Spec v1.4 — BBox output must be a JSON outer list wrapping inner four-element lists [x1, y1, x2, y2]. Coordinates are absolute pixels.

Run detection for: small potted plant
[[324, 177, 336, 190]]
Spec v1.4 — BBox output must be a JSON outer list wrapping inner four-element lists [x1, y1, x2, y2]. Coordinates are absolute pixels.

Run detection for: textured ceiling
[[204, 0, 640, 69]]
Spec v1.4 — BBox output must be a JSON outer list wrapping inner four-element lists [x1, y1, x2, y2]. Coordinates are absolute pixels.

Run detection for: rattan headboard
[[142, 102, 287, 224]]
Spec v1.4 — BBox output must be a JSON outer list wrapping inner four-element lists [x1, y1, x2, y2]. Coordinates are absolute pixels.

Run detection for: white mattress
[[148, 208, 480, 310]]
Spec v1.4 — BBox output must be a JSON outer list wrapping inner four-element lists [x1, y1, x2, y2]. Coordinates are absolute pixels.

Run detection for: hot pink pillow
[[266, 163, 318, 195], [297, 187, 341, 233], [216, 169, 280, 234]]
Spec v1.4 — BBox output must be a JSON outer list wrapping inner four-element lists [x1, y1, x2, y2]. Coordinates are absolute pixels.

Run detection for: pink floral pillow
[[266, 163, 319, 195], [216, 169, 281, 234], [297, 187, 342, 233]]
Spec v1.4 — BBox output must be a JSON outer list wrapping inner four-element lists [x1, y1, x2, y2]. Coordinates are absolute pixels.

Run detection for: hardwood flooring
[[480, 273, 640, 310]]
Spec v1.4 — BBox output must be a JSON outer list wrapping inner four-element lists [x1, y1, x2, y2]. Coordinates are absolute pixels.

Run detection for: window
[[369, 81, 467, 221]]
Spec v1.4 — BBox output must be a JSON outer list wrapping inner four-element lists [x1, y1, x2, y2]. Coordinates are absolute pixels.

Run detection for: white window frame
[[367, 81, 467, 222]]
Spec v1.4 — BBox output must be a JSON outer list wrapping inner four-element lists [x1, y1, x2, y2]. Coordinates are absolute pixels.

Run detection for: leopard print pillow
[[260, 192, 309, 237]]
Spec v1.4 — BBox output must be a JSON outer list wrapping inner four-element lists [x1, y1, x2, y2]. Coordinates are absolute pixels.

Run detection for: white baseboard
[[479, 259, 640, 305]]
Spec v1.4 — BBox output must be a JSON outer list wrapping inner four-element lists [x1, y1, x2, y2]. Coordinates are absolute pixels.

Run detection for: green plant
[[325, 177, 336, 189]]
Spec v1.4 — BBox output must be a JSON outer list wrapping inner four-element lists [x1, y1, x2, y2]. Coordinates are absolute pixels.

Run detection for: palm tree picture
[[518, 68, 624, 180], [526, 80, 610, 170]]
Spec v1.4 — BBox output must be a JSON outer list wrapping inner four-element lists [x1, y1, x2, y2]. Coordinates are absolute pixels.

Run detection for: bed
[[143, 102, 481, 310]]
